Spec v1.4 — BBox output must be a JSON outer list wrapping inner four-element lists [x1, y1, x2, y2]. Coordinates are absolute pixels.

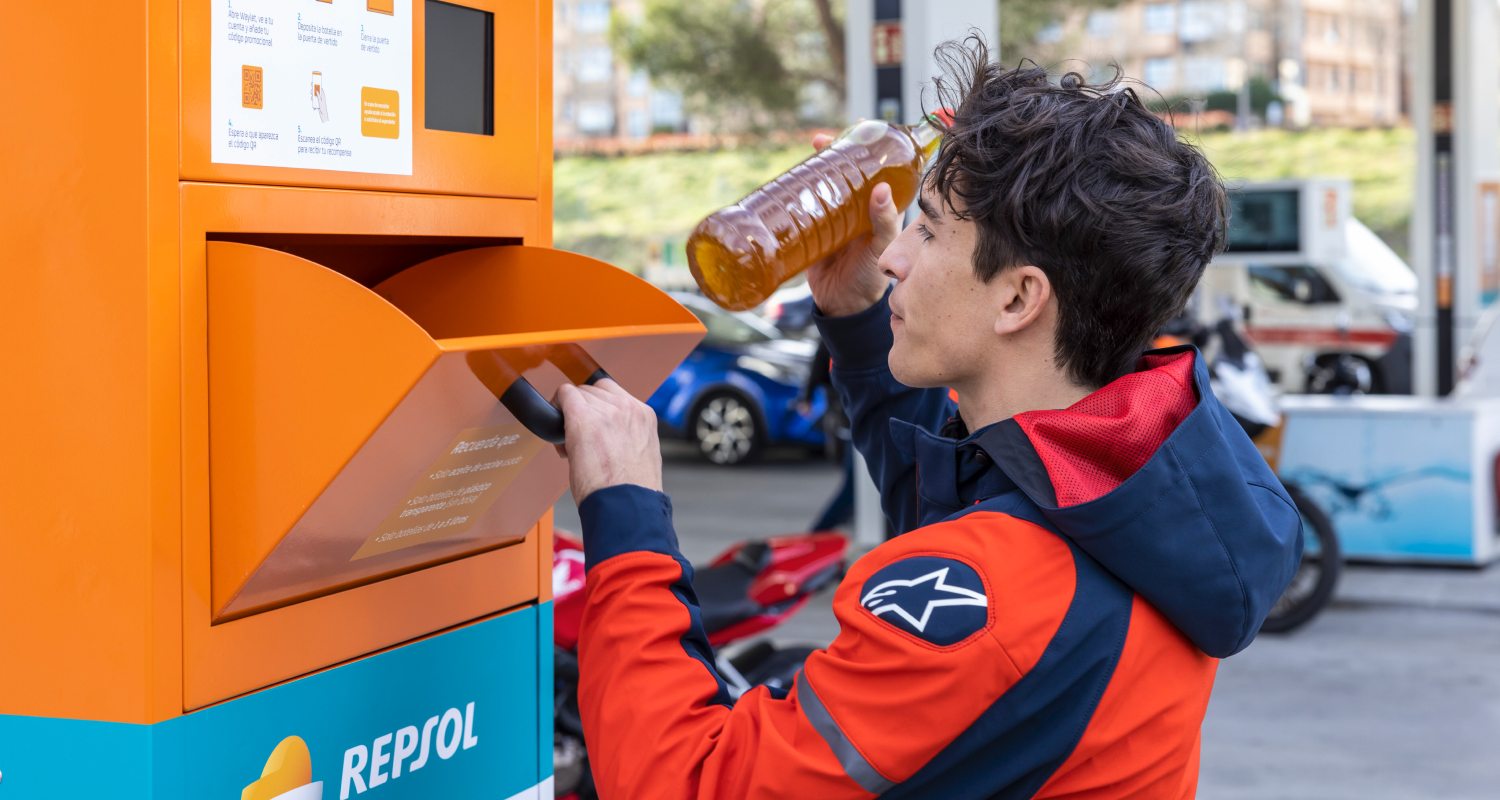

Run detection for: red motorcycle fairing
[[699, 532, 846, 645], [552, 532, 589, 651], [553, 529, 846, 649], [551, 528, 847, 800]]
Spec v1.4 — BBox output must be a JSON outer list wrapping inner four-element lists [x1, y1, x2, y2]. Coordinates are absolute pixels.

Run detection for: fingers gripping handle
[[498, 368, 611, 445]]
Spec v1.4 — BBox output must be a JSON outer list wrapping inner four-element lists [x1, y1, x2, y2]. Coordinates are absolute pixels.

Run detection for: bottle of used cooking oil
[[687, 115, 946, 311]]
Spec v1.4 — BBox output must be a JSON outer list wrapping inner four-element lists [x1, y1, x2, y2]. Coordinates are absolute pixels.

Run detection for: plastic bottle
[[686, 116, 945, 311]]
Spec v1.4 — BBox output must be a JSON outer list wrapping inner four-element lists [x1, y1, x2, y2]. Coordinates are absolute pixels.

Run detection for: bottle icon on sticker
[[310, 71, 330, 123]]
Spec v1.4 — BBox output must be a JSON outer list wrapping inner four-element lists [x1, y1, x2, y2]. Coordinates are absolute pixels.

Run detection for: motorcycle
[[551, 529, 848, 800], [1159, 313, 1343, 633]]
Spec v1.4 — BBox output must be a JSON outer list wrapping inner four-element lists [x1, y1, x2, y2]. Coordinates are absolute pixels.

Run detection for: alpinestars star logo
[[860, 557, 989, 646]]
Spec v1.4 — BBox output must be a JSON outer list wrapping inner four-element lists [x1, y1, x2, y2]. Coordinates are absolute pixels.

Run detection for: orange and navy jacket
[[576, 292, 1303, 799]]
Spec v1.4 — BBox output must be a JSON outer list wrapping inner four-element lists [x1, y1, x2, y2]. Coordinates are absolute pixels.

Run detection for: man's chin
[[888, 352, 940, 389]]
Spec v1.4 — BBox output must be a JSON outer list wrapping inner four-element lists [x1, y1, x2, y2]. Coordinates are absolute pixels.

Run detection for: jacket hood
[[971, 348, 1303, 658]]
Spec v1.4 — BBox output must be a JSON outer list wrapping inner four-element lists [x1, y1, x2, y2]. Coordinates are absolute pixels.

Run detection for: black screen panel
[[1227, 189, 1302, 253], [425, 0, 494, 135]]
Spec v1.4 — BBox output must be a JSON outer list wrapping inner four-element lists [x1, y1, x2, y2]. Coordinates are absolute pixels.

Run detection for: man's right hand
[[805, 133, 904, 318]]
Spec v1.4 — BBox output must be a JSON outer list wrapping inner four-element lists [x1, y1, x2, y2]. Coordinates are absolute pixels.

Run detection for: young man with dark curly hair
[[557, 39, 1302, 799]]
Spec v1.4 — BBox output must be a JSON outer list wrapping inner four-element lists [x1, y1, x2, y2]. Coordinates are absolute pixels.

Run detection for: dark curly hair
[[925, 36, 1227, 388]]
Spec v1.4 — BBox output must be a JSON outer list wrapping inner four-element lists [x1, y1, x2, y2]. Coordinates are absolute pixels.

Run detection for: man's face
[[878, 189, 1000, 389]]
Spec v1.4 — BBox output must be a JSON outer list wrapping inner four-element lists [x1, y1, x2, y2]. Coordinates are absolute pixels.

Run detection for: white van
[[1198, 180, 1416, 394]]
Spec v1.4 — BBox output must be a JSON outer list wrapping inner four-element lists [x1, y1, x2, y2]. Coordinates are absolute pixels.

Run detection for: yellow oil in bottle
[[687, 117, 944, 311]]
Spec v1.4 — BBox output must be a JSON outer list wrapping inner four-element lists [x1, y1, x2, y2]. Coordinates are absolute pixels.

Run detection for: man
[[557, 40, 1301, 799]]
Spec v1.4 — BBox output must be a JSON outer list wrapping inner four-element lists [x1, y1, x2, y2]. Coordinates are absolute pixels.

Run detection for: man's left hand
[[556, 379, 664, 503]]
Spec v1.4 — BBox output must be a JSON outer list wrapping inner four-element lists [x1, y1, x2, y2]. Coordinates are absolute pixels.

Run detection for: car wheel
[[693, 392, 762, 466]]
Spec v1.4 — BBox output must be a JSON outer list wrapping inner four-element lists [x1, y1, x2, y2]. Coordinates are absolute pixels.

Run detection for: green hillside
[[553, 127, 1416, 274]]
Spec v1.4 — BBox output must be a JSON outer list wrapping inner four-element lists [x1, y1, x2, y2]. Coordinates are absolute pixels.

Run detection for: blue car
[[650, 293, 827, 465]]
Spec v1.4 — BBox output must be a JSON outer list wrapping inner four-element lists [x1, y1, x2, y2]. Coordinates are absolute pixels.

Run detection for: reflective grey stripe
[[796, 669, 896, 795]]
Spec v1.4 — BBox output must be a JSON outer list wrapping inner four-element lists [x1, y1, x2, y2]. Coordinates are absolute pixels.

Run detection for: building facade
[[1294, 0, 1404, 126], [553, 0, 688, 142], [1027, 0, 1404, 127]]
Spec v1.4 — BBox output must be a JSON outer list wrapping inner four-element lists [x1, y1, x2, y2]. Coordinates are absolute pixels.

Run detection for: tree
[[1204, 77, 1283, 118], [614, 1, 1138, 130], [998, 0, 1124, 64], [811, 0, 846, 101], [612, 0, 845, 131]]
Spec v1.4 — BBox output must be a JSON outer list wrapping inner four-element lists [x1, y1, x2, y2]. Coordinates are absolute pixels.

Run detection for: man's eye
[[916, 224, 935, 243]]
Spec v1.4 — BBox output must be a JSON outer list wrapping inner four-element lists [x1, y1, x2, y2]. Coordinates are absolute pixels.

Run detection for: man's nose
[[879, 226, 914, 282]]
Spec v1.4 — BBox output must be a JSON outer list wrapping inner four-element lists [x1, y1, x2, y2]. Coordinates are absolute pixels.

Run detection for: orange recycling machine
[[0, 1, 701, 797]]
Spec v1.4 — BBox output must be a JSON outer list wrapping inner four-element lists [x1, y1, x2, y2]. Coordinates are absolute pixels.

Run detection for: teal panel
[[0, 607, 542, 800], [0, 715, 150, 799], [538, 600, 554, 781], [1281, 409, 1480, 562]]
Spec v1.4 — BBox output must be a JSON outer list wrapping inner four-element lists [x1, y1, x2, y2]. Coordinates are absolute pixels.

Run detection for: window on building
[[628, 69, 650, 98], [1179, 1, 1216, 43], [1144, 57, 1175, 91], [627, 109, 649, 139], [1325, 15, 1341, 43], [577, 47, 613, 84], [1144, 3, 1176, 34], [1087, 10, 1117, 37], [576, 1, 610, 34], [651, 89, 685, 131], [1183, 56, 1227, 92], [576, 101, 614, 134]]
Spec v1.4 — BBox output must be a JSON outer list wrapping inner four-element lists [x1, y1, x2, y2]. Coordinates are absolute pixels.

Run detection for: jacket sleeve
[[813, 291, 954, 534], [799, 339, 832, 406], [576, 485, 1034, 800]]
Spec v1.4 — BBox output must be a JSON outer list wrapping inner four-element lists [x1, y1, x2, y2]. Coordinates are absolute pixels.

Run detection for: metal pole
[[850, 450, 885, 550], [842, 0, 996, 552], [1434, 0, 1456, 394], [1237, 1, 1252, 133]]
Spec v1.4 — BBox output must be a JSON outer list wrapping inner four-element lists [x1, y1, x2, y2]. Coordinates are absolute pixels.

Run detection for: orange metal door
[[185, 241, 701, 707]]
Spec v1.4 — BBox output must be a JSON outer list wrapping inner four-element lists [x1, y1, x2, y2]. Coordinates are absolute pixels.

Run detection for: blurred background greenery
[[555, 126, 1416, 274], [556, 0, 1418, 276]]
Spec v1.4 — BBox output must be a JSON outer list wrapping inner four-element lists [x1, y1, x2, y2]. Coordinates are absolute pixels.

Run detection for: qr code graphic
[[242, 66, 264, 110]]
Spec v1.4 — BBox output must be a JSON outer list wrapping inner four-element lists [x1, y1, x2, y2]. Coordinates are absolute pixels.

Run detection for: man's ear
[[993, 265, 1052, 337]]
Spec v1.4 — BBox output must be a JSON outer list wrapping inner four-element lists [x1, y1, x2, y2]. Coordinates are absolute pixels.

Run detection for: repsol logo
[[339, 702, 479, 798]]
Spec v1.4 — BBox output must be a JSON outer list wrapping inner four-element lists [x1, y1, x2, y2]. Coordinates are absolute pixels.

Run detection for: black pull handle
[[499, 368, 611, 445]]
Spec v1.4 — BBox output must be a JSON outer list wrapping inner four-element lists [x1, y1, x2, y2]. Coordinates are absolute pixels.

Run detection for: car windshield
[[682, 299, 777, 345], [1334, 219, 1417, 295]]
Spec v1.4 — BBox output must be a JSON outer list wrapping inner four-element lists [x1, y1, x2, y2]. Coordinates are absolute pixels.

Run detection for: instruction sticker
[[210, 0, 412, 174], [352, 424, 544, 560]]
